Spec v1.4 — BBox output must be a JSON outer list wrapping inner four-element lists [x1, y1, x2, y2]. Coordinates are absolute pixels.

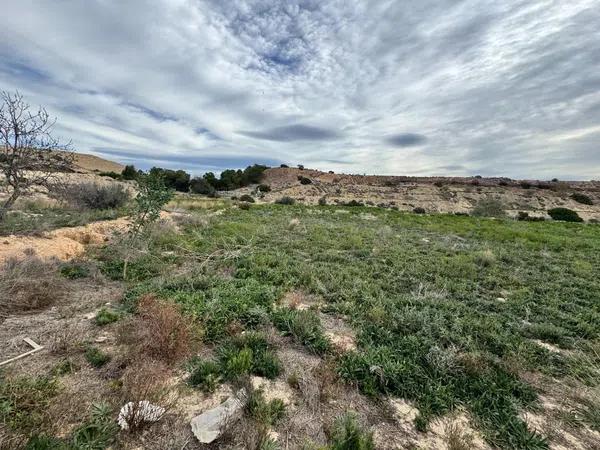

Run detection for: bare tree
[[0, 91, 74, 220]]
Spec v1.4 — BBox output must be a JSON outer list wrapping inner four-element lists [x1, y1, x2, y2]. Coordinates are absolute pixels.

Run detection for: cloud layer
[[1, 0, 599, 178]]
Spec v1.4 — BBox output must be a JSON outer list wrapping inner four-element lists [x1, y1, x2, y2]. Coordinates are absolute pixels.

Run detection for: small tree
[[129, 172, 174, 237], [122, 164, 138, 180], [0, 91, 73, 220]]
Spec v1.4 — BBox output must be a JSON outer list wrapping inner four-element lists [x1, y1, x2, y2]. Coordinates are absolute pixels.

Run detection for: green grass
[[84, 347, 111, 368], [93, 308, 121, 326], [97, 203, 600, 448]]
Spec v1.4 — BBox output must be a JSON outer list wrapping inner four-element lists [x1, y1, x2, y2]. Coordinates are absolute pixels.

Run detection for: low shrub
[[257, 184, 271, 193], [218, 332, 281, 380], [516, 211, 545, 222], [188, 359, 221, 392], [343, 200, 364, 207], [119, 295, 197, 365], [298, 176, 312, 185], [474, 249, 496, 267], [272, 309, 331, 354], [0, 257, 67, 320], [275, 196, 296, 205], [238, 202, 251, 210], [239, 194, 255, 203], [59, 262, 89, 279], [413, 207, 426, 214], [571, 193, 593, 205], [318, 197, 327, 206], [548, 207, 583, 223], [85, 346, 111, 368], [53, 182, 130, 210], [520, 181, 532, 189], [94, 308, 121, 326], [190, 177, 216, 196], [471, 198, 506, 218], [98, 171, 122, 180]]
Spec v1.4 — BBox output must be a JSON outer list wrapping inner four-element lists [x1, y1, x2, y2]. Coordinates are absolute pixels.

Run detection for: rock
[[95, 335, 108, 343], [118, 400, 165, 430], [190, 391, 245, 443]]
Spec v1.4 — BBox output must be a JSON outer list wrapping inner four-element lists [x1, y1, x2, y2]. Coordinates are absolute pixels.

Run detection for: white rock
[[118, 400, 165, 430], [190, 392, 245, 443]]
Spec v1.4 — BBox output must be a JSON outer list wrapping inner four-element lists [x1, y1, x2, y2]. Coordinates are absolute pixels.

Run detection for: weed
[[0, 374, 59, 433], [272, 308, 331, 354], [471, 198, 506, 218], [94, 307, 120, 326], [70, 402, 118, 449], [50, 359, 79, 376], [474, 249, 496, 267], [188, 359, 221, 392], [246, 389, 286, 426], [85, 346, 111, 367], [218, 332, 282, 380], [327, 413, 374, 450], [59, 262, 90, 279]]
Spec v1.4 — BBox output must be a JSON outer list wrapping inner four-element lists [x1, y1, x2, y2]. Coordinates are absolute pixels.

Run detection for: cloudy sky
[[1, 1, 599, 179]]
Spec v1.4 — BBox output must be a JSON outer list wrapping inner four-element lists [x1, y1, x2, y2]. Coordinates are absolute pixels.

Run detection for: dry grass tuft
[[119, 294, 198, 365], [0, 256, 67, 321]]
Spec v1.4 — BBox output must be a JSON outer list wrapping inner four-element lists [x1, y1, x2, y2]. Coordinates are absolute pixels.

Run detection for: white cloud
[[0, 0, 599, 178]]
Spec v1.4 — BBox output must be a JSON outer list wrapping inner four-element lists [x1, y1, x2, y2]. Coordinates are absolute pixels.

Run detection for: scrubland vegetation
[[4, 193, 597, 448]]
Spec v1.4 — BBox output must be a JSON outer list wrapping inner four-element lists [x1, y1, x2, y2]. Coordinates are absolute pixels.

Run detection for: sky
[[1, 1, 599, 179]]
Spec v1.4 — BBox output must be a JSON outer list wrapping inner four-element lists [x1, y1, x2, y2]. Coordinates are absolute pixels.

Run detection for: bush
[[516, 211, 545, 222], [343, 200, 364, 207], [85, 346, 111, 367], [238, 202, 251, 210], [121, 164, 138, 180], [120, 295, 197, 365], [98, 171, 121, 180], [60, 262, 89, 279], [190, 177, 216, 196], [275, 196, 295, 205], [54, 182, 130, 210], [298, 165, 305, 170], [413, 207, 426, 214], [520, 181, 532, 189], [1, 257, 66, 320], [280, 164, 289, 168], [571, 193, 593, 205], [94, 308, 120, 326], [471, 198, 506, 218], [298, 176, 312, 185], [257, 184, 271, 193], [328, 413, 374, 450], [239, 194, 255, 203], [188, 359, 221, 392], [149, 167, 191, 192], [548, 207, 583, 223], [318, 197, 327, 206]]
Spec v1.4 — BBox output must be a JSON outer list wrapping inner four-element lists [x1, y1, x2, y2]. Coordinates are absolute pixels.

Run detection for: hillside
[[248, 167, 600, 221], [68, 151, 125, 174]]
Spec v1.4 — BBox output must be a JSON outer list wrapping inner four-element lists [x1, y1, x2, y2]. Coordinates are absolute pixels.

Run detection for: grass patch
[[94, 308, 121, 326], [84, 346, 111, 368], [91, 202, 600, 447]]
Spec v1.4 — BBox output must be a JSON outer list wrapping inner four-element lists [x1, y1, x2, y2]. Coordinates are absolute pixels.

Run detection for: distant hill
[[67, 152, 125, 174]]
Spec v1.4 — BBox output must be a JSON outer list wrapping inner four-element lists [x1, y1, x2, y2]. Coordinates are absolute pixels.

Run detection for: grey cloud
[[386, 133, 427, 147], [239, 124, 341, 142]]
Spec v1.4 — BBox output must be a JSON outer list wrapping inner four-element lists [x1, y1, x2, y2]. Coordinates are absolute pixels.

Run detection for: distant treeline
[[100, 163, 269, 195]]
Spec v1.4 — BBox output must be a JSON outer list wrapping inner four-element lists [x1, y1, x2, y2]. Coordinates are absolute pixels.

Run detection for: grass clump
[[219, 332, 281, 380], [239, 194, 255, 203], [327, 413, 374, 450], [245, 389, 286, 426], [188, 359, 221, 392], [59, 262, 90, 279], [272, 308, 331, 354], [52, 181, 130, 210], [84, 346, 111, 367], [548, 207, 583, 222], [94, 307, 121, 326]]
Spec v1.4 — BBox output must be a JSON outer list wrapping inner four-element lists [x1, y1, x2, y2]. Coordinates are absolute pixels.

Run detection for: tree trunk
[[0, 190, 20, 221]]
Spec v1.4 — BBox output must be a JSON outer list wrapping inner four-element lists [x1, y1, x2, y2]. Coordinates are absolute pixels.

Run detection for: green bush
[[85, 347, 111, 368], [60, 262, 89, 279], [218, 332, 281, 380], [190, 177, 216, 196], [55, 182, 130, 210], [188, 359, 221, 392], [258, 184, 271, 193], [298, 176, 312, 185], [94, 308, 120, 326], [121, 164, 138, 180], [471, 198, 506, 218], [571, 193, 593, 205], [343, 200, 364, 207], [239, 194, 255, 203], [548, 207, 583, 223], [413, 207, 426, 214], [318, 197, 327, 206], [275, 196, 296, 205]]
